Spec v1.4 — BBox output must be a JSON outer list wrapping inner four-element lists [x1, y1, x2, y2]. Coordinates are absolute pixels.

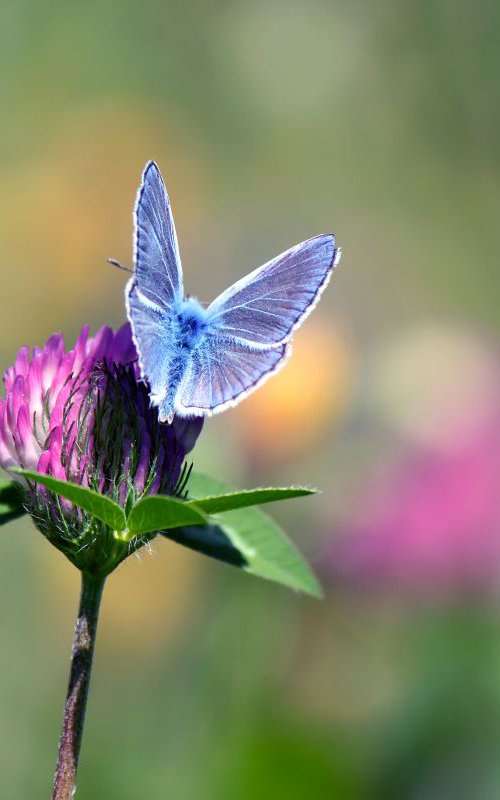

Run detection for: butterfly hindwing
[[133, 160, 183, 309], [126, 282, 175, 404], [176, 332, 289, 415], [206, 234, 339, 347], [174, 234, 339, 415]]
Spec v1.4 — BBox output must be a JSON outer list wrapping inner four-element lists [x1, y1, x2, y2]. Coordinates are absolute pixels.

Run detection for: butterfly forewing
[[128, 161, 184, 410], [206, 234, 338, 346], [133, 160, 183, 309]]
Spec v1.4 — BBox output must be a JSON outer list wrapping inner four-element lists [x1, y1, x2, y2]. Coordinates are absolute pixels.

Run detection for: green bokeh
[[1, 1, 500, 797]]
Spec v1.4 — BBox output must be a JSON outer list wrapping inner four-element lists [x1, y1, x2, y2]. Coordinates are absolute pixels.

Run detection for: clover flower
[[0, 323, 203, 573]]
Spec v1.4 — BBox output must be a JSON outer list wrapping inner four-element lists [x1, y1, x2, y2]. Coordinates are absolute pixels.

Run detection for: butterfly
[[125, 161, 341, 424]]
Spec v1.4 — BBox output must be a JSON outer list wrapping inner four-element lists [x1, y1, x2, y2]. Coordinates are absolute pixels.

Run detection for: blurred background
[[1, 1, 500, 797]]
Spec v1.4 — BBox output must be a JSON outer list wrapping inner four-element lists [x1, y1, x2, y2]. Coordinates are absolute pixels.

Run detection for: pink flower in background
[[327, 423, 500, 593], [324, 326, 500, 595]]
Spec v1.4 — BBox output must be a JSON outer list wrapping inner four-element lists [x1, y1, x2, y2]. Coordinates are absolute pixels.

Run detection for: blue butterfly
[[125, 161, 341, 424]]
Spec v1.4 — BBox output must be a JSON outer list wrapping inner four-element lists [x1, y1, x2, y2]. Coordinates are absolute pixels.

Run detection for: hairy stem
[[52, 571, 105, 800]]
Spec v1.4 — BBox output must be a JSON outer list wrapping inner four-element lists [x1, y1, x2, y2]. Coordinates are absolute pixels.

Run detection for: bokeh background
[[1, 1, 500, 797]]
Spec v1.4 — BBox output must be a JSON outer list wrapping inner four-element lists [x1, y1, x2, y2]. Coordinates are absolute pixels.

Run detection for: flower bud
[[0, 324, 203, 574]]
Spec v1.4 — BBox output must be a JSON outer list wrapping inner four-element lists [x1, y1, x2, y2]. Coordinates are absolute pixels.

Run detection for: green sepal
[[12, 469, 324, 596]]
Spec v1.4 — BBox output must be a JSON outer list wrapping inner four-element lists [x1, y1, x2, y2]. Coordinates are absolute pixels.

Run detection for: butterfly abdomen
[[156, 298, 209, 423]]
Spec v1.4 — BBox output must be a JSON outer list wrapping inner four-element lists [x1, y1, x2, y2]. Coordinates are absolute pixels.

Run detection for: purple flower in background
[[0, 323, 203, 570], [326, 422, 500, 595]]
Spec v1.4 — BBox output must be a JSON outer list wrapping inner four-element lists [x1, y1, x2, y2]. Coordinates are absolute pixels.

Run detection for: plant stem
[[52, 571, 105, 800]]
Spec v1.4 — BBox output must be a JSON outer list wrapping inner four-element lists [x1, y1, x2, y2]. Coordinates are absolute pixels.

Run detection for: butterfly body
[[129, 292, 210, 422], [126, 161, 341, 422]]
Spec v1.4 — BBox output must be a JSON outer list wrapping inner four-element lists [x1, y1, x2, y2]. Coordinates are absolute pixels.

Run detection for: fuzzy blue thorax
[[176, 297, 208, 345]]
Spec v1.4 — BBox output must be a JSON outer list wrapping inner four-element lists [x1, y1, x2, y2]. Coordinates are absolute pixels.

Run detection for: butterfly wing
[[126, 162, 183, 409], [175, 333, 290, 416], [206, 234, 340, 346], [175, 234, 339, 416], [126, 283, 175, 405], [132, 160, 183, 309]]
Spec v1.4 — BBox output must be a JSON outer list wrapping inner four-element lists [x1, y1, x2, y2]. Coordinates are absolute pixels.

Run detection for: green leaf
[[0, 480, 26, 526], [170, 472, 322, 597], [126, 495, 207, 538], [186, 486, 316, 515], [164, 522, 247, 567], [14, 469, 127, 531]]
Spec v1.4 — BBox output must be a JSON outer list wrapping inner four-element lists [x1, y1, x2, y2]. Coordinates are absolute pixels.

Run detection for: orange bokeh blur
[[230, 315, 353, 465]]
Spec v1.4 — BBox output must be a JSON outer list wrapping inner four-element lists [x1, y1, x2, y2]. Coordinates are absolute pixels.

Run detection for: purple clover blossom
[[0, 323, 203, 572]]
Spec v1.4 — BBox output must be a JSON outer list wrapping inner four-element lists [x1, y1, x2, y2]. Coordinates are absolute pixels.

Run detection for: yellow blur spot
[[0, 98, 208, 347], [41, 537, 202, 661], [371, 323, 499, 452], [231, 316, 353, 464]]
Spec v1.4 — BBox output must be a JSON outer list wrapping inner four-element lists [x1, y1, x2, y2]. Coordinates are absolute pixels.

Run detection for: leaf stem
[[52, 571, 105, 800]]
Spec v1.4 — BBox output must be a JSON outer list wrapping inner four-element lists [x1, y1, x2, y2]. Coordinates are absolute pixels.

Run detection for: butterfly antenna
[[107, 258, 132, 273]]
